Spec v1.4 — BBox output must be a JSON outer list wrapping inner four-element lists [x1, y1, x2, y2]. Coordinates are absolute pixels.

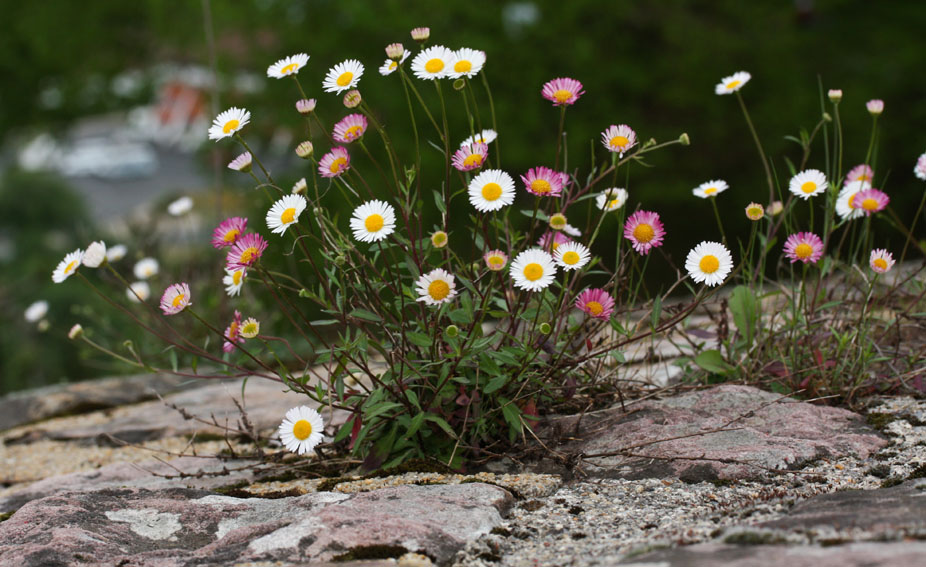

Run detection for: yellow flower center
[[488, 255, 505, 268], [336, 71, 354, 87], [873, 258, 888, 270], [562, 251, 580, 265], [553, 89, 572, 103], [425, 58, 444, 74], [699, 255, 720, 274], [232, 271, 243, 285], [365, 214, 384, 232], [329, 157, 348, 174], [703, 187, 717, 196], [222, 119, 239, 134], [610, 135, 630, 149], [633, 223, 655, 243], [530, 179, 552, 194], [344, 125, 364, 140], [280, 208, 296, 224], [746, 207, 763, 220], [794, 243, 813, 259], [454, 60, 472, 73], [292, 419, 313, 440], [586, 301, 604, 316], [463, 154, 483, 168], [482, 182, 502, 201], [388, 61, 398, 71], [228, 321, 239, 340], [239, 247, 256, 265], [171, 294, 185, 308], [523, 262, 544, 281], [64, 260, 77, 274], [281, 62, 299, 74], [223, 229, 240, 243], [801, 181, 817, 194], [608, 199, 620, 209], [428, 280, 451, 301], [858, 173, 872, 181], [726, 80, 741, 89], [861, 198, 878, 211]]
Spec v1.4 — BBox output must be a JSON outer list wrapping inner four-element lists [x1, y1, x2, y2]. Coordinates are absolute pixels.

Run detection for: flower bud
[[430, 230, 448, 248], [445, 324, 459, 338], [68, 324, 84, 339], [678, 132, 690, 146], [385, 42, 405, 60], [37, 319, 50, 332], [296, 98, 316, 115], [768, 200, 784, 216], [745, 202, 764, 221], [822, 112, 832, 122], [343, 90, 362, 108], [866, 99, 884, 116], [292, 178, 308, 195], [410, 27, 430, 42], [549, 213, 567, 230], [334, 255, 347, 266], [295, 141, 314, 159], [828, 89, 842, 103], [539, 322, 552, 334]]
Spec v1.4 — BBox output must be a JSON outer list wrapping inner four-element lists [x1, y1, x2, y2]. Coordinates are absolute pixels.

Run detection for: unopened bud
[[549, 213, 567, 230], [679, 133, 690, 146], [768, 200, 784, 216], [822, 112, 832, 122], [745, 202, 764, 221], [68, 324, 84, 339], [295, 141, 314, 159], [385, 42, 405, 60], [296, 98, 316, 115], [539, 322, 552, 334], [334, 255, 347, 266], [343, 90, 362, 108], [292, 178, 307, 195], [866, 99, 884, 116], [410, 27, 430, 43], [445, 324, 459, 338], [430, 230, 448, 248], [828, 89, 842, 103]]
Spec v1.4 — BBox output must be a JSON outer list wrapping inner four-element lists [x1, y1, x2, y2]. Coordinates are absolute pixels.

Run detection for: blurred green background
[[2, 0, 925, 393]]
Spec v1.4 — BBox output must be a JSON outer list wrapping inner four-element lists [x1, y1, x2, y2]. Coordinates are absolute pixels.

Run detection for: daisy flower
[[624, 210, 666, 255], [789, 169, 828, 200], [575, 288, 615, 320], [537, 231, 572, 252], [126, 281, 150, 303], [227, 152, 252, 173], [744, 203, 765, 221], [279, 406, 324, 455], [852, 188, 890, 215], [82, 241, 107, 268], [223, 311, 244, 353], [692, 180, 729, 199], [266, 194, 307, 235], [554, 241, 591, 271], [686, 241, 733, 286], [160, 282, 191, 315], [318, 146, 351, 178], [510, 248, 556, 292], [223, 267, 247, 297], [601, 124, 638, 156], [350, 200, 396, 243], [715, 71, 751, 95], [484, 249, 508, 271], [133, 257, 159, 279], [411, 45, 453, 80], [521, 166, 567, 197], [451, 143, 488, 172], [468, 169, 516, 212], [322, 59, 363, 94], [448, 48, 486, 79], [869, 249, 895, 274], [53, 249, 83, 283], [267, 53, 309, 79], [226, 233, 268, 270], [332, 113, 368, 144], [541, 77, 584, 106], [379, 48, 409, 76], [106, 244, 127, 262], [915, 153, 926, 181], [835, 181, 868, 221], [240, 317, 260, 338], [783, 232, 825, 264], [167, 196, 193, 216], [846, 164, 874, 183], [212, 217, 247, 249], [596, 187, 628, 211], [415, 268, 457, 306], [208, 107, 250, 141], [461, 129, 497, 147], [866, 99, 884, 116], [24, 300, 49, 323]]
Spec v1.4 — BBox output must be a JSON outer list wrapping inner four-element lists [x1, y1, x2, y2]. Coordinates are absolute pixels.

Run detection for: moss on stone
[[0, 511, 13, 523], [332, 544, 409, 561], [865, 412, 898, 431]]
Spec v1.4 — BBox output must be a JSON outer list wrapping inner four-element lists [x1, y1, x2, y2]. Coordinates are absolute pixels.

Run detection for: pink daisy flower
[[537, 231, 572, 252], [451, 143, 488, 172], [541, 77, 584, 106], [484, 249, 509, 271], [601, 124, 638, 156], [624, 210, 666, 255], [521, 166, 568, 197], [160, 283, 192, 315], [575, 288, 615, 320], [226, 233, 268, 270], [851, 188, 890, 215], [846, 164, 874, 183], [869, 249, 895, 274], [783, 232, 825, 264], [318, 146, 351, 178], [227, 152, 252, 172], [211, 217, 248, 249], [332, 113, 368, 144], [223, 310, 245, 353]]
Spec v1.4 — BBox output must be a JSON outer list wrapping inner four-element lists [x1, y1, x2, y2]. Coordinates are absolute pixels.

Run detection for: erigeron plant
[[53, 29, 926, 470]]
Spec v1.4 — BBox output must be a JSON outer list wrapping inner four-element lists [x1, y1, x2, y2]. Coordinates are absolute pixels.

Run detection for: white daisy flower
[[411, 45, 453, 80], [105, 244, 127, 262], [278, 405, 325, 455], [82, 241, 107, 268], [510, 248, 557, 292], [596, 188, 628, 211], [468, 169, 516, 212], [223, 267, 247, 297], [554, 241, 591, 271], [266, 194, 307, 235], [563, 224, 582, 237], [52, 249, 84, 283], [835, 180, 869, 220], [448, 48, 486, 79], [267, 53, 309, 79], [685, 241, 733, 287], [208, 107, 250, 141], [461, 129, 498, 147], [715, 71, 751, 95], [167, 196, 193, 216], [415, 268, 457, 306], [788, 169, 828, 200], [378, 50, 410, 76], [350, 200, 396, 243], [126, 281, 151, 303], [24, 300, 49, 323], [692, 180, 729, 199], [322, 59, 363, 94], [133, 257, 159, 280]]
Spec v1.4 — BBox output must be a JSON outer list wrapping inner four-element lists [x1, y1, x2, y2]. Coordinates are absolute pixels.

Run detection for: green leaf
[[406, 413, 426, 438], [448, 309, 473, 324], [694, 349, 734, 375], [424, 414, 457, 438], [650, 295, 662, 330], [729, 285, 758, 346], [406, 331, 433, 347], [433, 189, 446, 214], [405, 388, 420, 409], [484, 374, 508, 394], [350, 308, 382, 322], [310, 319, 340, 326]]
